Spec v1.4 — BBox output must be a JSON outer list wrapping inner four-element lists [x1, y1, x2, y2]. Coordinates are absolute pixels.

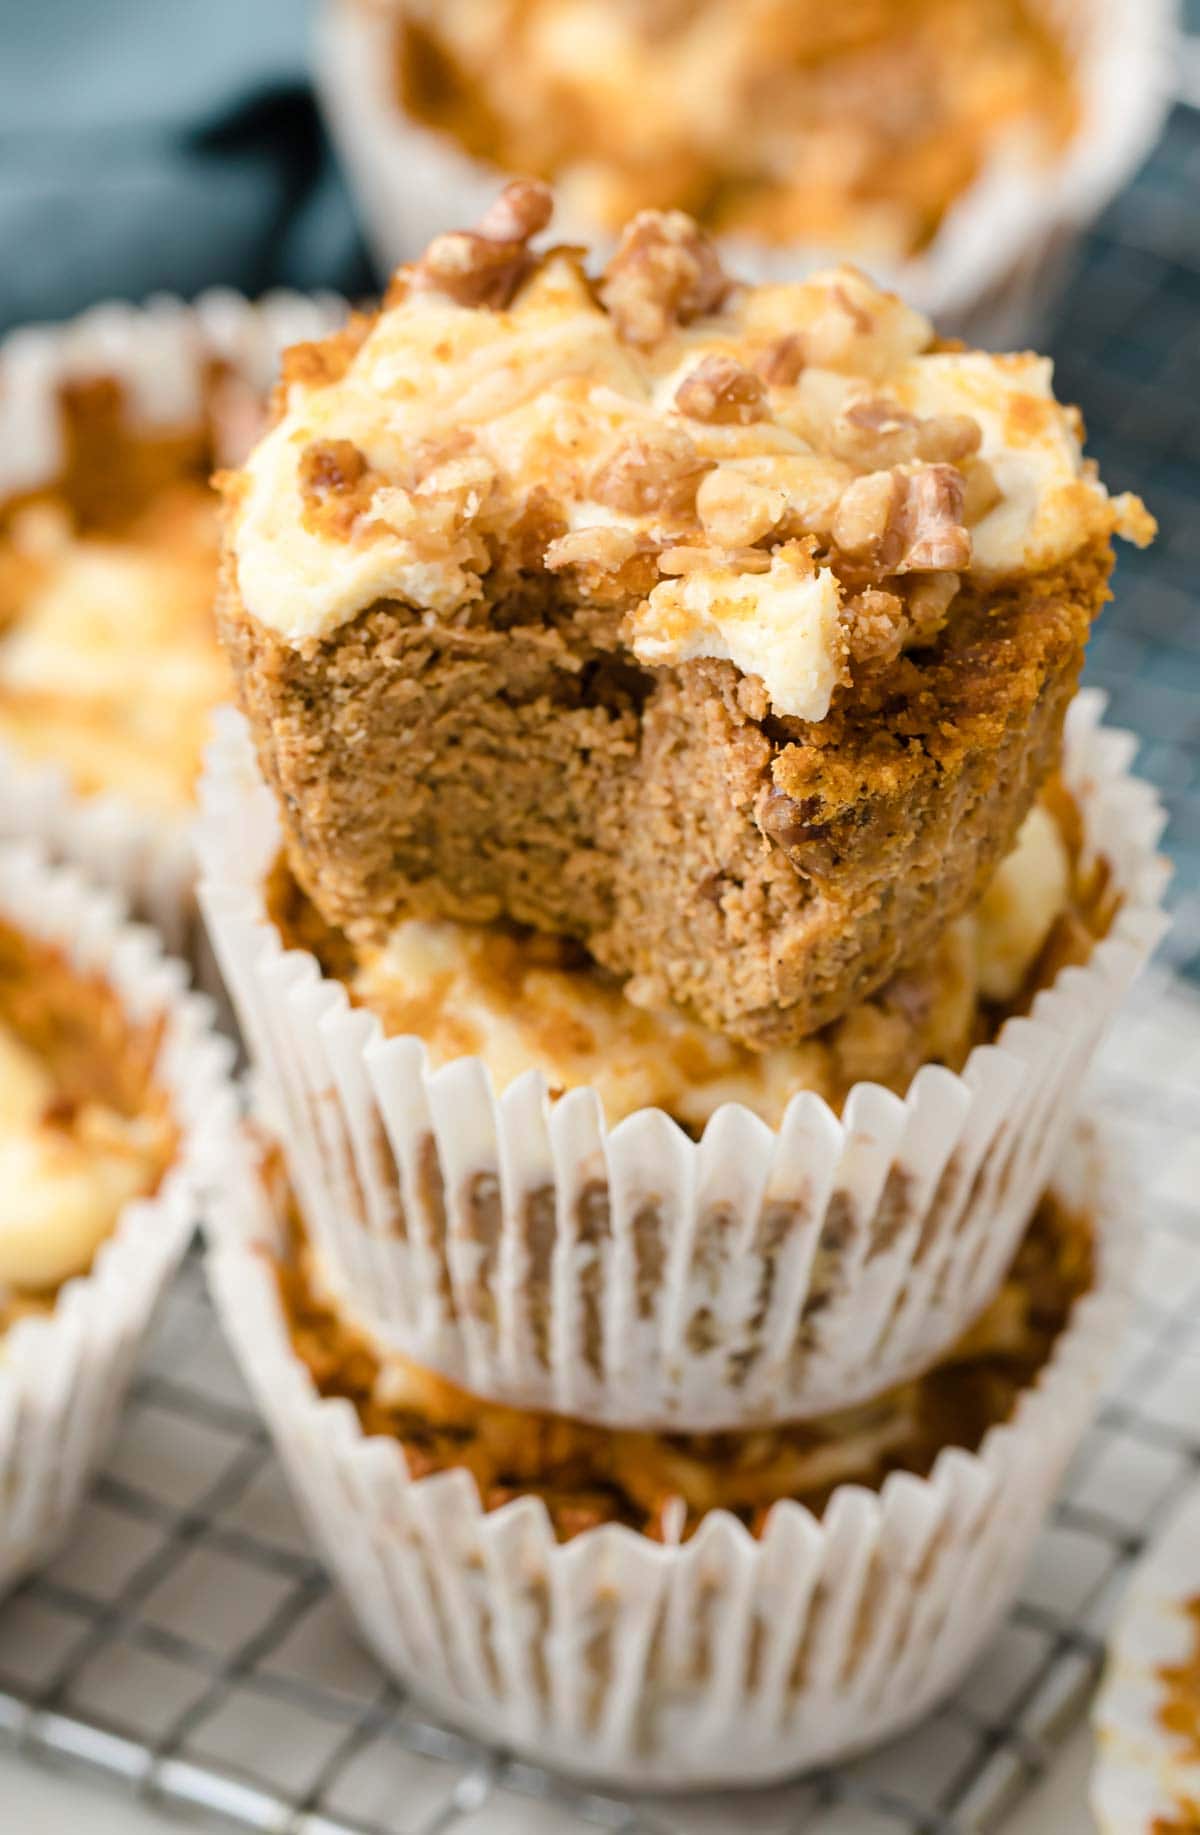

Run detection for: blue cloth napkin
[[0, 0, 375, 331]]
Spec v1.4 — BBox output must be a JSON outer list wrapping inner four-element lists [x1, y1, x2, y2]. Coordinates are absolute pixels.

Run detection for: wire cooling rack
[[0, 975, 1198, 1835], [3, 67, 1200, 1835]]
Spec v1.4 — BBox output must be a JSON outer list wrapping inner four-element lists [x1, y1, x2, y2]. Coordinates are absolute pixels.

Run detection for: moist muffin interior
[[267, 778, 1115, 1131], [220, 188, 1150, 1047], [278, 1172, 1093, 1541], [0, 914, 177, 1324], [390, 0, 1078, 256]]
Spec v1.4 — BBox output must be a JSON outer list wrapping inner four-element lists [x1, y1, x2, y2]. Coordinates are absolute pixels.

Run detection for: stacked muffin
[[200, 188, 1166, 1778]]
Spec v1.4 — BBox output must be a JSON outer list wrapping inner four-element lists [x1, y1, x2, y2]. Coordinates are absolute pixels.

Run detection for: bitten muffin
[[270, 787, 1107, 1132], [220, 185, 1150, 1046], [385, 0, 1078, 259], [0, 911, 176, 1328]]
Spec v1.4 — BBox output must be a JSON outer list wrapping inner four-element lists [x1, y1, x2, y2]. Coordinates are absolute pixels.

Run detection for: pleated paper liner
[[196, 690, 1166, 1431], [205, 1121, 1133, 1788], [314, 0, 1175, 346], [0, 287, 346, 961], [0, 843, 235, 1594]]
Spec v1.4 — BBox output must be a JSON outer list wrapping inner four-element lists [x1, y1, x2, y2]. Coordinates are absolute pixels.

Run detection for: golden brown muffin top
[[229, 188, 1150, 722]]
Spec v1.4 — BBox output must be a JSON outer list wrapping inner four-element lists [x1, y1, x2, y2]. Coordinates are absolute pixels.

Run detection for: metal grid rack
[[1, 980, 1199, 1835], [1, 77, 1200, 1835]]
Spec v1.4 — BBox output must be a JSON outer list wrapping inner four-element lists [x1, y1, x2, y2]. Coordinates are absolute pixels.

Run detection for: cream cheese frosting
[[231, 217, 1148, 724]]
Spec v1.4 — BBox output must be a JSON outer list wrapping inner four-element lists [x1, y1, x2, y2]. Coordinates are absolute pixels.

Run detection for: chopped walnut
[[544, 525, 646, 590], [474, 178, 554, 244], [900, 467, 972, 572], [589, 425, 709, 518], [675, 355, 769, 426], [904, 570, 961, 643], [831, 470, 897, 562], [756, 335, 807, 387], [657, 543, 773, 575], [410, 179, 554, 310], [832, 464, 971, 576], [960, 457, 1002, 526], [831, 394, 981, 470], [599, 210, 730, 346], [298, 439, 374, 539], [696, 467, 787, 547]]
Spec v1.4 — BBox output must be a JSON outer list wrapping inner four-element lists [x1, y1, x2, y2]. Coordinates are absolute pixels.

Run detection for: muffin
[[0, 292, 344, 945], [0, 911, 177, 1320], [196, 689, 1165, 1428], [218, 186, 1152, 1046], [385, 0, 1078, 260], [270, 785, 1102, 1135], [206, 1117, 1133, 1784], [316, 0, 1174, 344], [280, 1163, 1094, 1540], [0, 842, 231, 1591]]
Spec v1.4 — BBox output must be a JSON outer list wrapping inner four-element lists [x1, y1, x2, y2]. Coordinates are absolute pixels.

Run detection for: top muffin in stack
[[218, 182, 1150, 1047]]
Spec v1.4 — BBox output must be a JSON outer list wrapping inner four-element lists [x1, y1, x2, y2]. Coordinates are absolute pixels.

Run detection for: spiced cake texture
[[267, 788, 1107, 1133], [221, 185, 1150, 1046]]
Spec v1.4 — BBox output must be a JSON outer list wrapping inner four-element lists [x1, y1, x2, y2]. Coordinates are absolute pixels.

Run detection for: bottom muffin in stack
[[207, 1122, 1130, 1785], [199, 692, 1161, 1780]]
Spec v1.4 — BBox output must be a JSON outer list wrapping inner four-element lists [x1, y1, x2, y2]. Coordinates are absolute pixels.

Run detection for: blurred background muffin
[[388, 0, 1080, 259], [317, 0, 1175, 339]]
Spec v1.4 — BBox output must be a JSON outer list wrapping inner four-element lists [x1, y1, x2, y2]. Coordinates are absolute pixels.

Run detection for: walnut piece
[[832, 464, 971, 576], [544, 525, 643, 582], [298, 439, 373, 539], [755, 335, 807, 387], [900, 466, 972, 572], [589, 425, 709, 518], [675, 355, 769, 426], [410, 179, 554, 309], [832, 394, 982, 470], [599, 209, 730, 346], [657, 543, 772, 575], [696, 467, 786, 547]]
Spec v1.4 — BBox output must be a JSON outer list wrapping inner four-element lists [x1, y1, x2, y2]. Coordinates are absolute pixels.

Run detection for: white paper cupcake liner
[[314, 0, 1177, 346], [205, 1120, 1133, 1787], [195, 689, 1167, 1432], [0, 287, 347, 961], [0, 843, 236, 1595]]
